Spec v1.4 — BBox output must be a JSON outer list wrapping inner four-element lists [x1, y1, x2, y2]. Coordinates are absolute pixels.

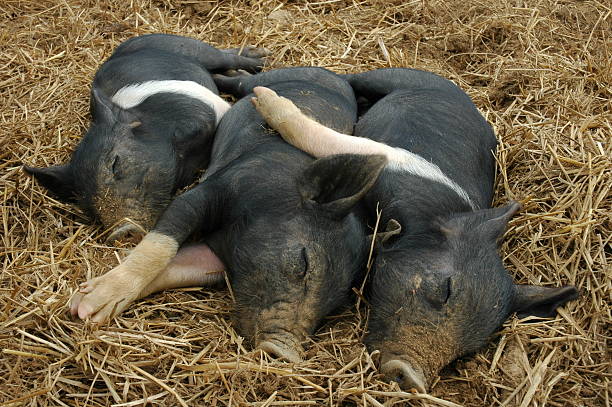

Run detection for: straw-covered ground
[[1, 0, 609, 406]]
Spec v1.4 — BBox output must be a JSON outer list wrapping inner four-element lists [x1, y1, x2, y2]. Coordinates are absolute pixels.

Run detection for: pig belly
[[138, 243, 225, 298]]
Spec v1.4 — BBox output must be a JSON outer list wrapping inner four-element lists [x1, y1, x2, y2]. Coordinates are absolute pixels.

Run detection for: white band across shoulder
[[112, 80, 231, 125], [387, 147, 477, 210]]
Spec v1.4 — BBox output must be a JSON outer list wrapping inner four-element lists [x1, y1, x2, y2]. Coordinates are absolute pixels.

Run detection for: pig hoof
[[380, 360, 427, 393], [79, 281, 94, 293], [240, 46, 271, 59], [223, 46, 271, 58], [69, 291, 84, 316], [221, 69, 252, 78]]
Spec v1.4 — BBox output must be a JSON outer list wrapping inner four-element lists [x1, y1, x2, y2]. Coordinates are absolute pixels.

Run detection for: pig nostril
[[393, 371, 405, 384]]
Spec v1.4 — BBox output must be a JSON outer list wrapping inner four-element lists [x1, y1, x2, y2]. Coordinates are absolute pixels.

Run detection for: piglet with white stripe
[[251, 68, 578, 392], [25, 34, 267, 242]]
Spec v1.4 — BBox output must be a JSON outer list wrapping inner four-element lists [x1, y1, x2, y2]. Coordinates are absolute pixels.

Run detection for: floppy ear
[[23, 164, 77, 203], [91, 88, 142, 129], [298, 154, 387, 219], [476, 200, 521, 242], [369, 218, 402, 247], [91, 88, 116, 124], [513, 284, 578, 318]]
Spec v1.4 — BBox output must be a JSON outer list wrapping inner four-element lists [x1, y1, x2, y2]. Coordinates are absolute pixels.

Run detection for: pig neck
[[367, 168, 475, 234]]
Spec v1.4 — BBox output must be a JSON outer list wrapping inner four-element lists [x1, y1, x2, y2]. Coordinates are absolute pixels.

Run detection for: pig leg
[[207, 52, 266, 74], [71, 179, 226, 323], [251, 86, 399, 160], [343, 68, 467, 104], [137, 243, 225, 298], [213, 74, 249, 97], [252, 86, 478, 208], [112, 34, 266, 73], [70, 244, 224, 316]]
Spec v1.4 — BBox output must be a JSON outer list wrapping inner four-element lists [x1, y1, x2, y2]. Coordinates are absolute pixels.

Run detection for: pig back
[[93, 50, 218, 97], [206, 78, 357, 177], [355, 88, 496, 208]]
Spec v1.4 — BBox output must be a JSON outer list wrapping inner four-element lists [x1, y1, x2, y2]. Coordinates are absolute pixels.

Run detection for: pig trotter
[[251, 86, 305, 145], [70, 232, 179, 323], [70, 267, 141, 322], [251, 86, 302, 130], [222, 46, 271, 59]]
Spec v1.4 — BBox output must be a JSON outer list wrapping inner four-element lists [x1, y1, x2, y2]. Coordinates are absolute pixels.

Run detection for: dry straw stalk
[[1, 0, 609, 406]]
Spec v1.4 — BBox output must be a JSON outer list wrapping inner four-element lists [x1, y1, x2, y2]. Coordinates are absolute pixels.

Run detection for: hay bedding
[[0, 0, 609, 405]]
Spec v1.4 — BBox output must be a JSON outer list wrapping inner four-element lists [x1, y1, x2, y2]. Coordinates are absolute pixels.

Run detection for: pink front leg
[[251, 86, 397, 159], [70, 242, 224, 321], [137, 243, 225, 299]]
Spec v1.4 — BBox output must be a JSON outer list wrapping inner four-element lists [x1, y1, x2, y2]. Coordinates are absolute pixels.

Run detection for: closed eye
[[444, 277, 452, 304], [299, 247, 309, 278], [111, 155, 121, 178]]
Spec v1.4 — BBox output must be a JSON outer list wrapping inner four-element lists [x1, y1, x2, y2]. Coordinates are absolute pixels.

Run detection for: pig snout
[[258, 336, 304, 363], [251, 309, 310, 363], [380, 359, 427, 393], [105, 221, 146, 244], [367, 322, 459, 393]]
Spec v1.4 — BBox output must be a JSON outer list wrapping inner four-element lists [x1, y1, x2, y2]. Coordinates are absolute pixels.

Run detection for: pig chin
[[368, 325, 459, 392]]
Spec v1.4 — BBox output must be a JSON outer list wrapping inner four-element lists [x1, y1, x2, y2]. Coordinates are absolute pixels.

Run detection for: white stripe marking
[[386, 147, 477, 209], [112, 80, 231, 125]]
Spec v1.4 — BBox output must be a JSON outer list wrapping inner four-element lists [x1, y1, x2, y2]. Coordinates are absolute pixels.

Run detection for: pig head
[[228, 154, 386, 361], [25, 88, 213, 241], [366, 202, 579, 392]]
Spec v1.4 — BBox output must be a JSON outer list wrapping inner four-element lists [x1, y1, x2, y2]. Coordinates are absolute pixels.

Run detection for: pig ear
[[23, 164, 77, 203], [91, 88, 117, 124], [512, 284, 578, 318], [298, 154, 387, 219], [476, 200, 521, 242], [369, 218, 402, 247], [91, 88, 142, 129]]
